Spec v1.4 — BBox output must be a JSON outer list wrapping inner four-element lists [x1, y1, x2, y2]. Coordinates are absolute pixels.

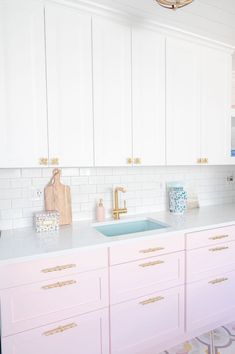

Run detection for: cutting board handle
[[49, 168, 62, 186]]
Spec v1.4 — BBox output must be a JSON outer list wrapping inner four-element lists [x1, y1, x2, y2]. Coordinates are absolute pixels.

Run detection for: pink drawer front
[[110, 252, 184, 304], [0, 269, 108, 336], [2, 308, 109, 354], [109, 232, 185, 265], [0, 247, 108, 289], [186, 225, 235, 250]]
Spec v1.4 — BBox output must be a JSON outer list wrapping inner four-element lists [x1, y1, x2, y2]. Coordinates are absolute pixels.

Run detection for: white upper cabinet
[[200, 46, 231, 165], [45, 3, 94, 167], [0, 0, 47, 168], [132, 28, 166, 166], [166, 37, 201, 165], [93, 17, 132, 166]]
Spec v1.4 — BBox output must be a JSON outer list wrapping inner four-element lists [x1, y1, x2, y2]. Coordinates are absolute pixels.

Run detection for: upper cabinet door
[[200, 46, 232, 165], [45, 3, 94, 167], [0, 0, 47, 168], [166, 38, 201, 165], [93, 18, 132, 166], [132, 28, 165, 166]]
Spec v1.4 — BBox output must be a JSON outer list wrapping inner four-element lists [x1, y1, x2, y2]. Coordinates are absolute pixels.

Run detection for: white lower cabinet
[[2, 309, 109, 354], [187, 270, 235, 332], [110, 286, 184, 354]]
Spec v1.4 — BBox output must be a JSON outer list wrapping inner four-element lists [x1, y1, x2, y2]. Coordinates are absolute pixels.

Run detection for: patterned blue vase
[[169, 187, 187, 215]]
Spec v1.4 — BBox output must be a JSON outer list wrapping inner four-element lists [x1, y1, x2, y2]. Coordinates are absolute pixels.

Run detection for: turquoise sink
[[95, 219, 168, 237]]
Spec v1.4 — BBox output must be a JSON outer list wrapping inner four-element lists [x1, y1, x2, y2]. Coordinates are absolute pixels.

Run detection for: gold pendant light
[[156, 0, 194, 10]]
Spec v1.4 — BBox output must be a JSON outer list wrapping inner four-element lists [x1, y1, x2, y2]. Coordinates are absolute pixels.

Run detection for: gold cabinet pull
[[197, 158, 202, 164], [139, 260, 164, 268], [50, 158, 59, 166], [209, 235, 229, 241], [139, 247, 164, 254], [134, 157, 141, 165], [41, 264, 76, 273], [127, 157, 133, 165], [209, 246, 229, 252], [209, 277, 228, 285], [139, 296, 164, 305], [43, 323, 77, 336], [42, 280, 76, 290], [39, 158, 48, 166]]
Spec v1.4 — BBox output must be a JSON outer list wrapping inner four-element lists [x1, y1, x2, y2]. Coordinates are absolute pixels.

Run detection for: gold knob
[[127, 158, 133, 165], [50, 158, 59, 166], [39, 158, 48, 166], [134, 158, 141, 165], [197, 158, 202, 164]]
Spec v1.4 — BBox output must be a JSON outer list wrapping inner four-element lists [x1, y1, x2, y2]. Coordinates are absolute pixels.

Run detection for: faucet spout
[[113, 187, 128, 220]]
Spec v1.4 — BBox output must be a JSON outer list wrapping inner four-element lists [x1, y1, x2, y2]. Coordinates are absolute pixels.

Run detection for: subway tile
[[0, 179, 11, 188], [71, 177, 89, 185], [21, 169, 42, 178], [0, 169, 21, 178], [0, 188, 22, 199]]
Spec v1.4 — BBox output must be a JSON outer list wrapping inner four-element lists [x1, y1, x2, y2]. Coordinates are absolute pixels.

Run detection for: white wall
[[0, 166, 235, 230]]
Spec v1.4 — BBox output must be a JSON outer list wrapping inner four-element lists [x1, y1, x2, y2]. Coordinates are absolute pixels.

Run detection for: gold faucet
[[113, 187, 127, 220]]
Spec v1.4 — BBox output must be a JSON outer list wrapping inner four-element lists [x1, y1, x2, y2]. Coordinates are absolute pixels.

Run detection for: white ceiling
[[85, 0, 235, 48]]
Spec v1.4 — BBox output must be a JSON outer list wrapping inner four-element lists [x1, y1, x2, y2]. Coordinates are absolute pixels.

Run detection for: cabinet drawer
[[2, 308, 109, 354], [0, 269, 108, 336], [0, 247, 108, 289], [110, 252, 184, 304], [186, 225, 235, 250], [187, 270, 235, 332], [109, 232, 184, 265], [111, 286, 184, 354], [187, 242, 235, 282]]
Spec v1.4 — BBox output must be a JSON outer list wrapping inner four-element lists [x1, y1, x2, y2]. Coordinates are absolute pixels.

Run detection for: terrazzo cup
[[169, 187, 187, 215]]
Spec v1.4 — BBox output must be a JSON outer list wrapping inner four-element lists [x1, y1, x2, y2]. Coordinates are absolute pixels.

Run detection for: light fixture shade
[[156, 0, 194, 10]]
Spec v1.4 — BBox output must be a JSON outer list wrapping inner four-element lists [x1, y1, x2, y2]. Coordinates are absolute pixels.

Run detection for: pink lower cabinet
[[187, 270, 235, 332], [1, 269, 108, 336], [2, 308, 109, 354], [110, 286, 184, 354]]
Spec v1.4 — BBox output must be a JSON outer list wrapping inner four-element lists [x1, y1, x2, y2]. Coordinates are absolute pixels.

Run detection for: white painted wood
[[109, 232, 185, 265], [45, 2, 94, 167], [1, 269, 108, 336], [200, 46, 232, 165], [187, 242, 235, 282], [0, 248, 108, 290], [187, 270, 235, 332], [0, 0, 47, 168], [93, 17, 132, 166], [132, 28, 165, 166], [186, 225, 235, 250], [2, 308, 109, 354], [166, 37, 201, 165], [111, 286, 184, 354], [110, 252, 184, 304]]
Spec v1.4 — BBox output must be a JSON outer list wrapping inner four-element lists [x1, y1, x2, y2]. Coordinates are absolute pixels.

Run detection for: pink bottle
[[96, 199, 105, 222]]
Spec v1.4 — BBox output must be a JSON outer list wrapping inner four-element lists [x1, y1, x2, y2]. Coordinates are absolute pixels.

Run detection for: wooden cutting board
[[45, 169, 72, 226]]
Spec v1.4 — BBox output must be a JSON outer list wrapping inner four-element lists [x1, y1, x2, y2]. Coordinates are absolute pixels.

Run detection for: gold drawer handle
[[209, 277, 228, 285], [50, 158, 59, 166], [41, 264, 76, 273], [209, 235, 229, 241], [43, 323, 77, 336], [39, 158, 48, 166], [139, 260, 164, 268], [134, 158, 141, 165], [127, 158, 133, 165], [197, 158, 202, 164], [209, 246, 229, 252], [42, 280, 76, 290], [139, 296, 164, 306], [139, 247, 164, 254]]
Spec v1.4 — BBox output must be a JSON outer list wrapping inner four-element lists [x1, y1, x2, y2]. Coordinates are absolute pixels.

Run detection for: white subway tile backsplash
[[0, 166, 235, 230]]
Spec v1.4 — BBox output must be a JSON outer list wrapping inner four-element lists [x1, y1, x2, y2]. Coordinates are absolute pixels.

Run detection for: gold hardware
[[139, 296, 164, 305], [43, 323, 77, 336], [139, 260, 164, 268], [197, 158, 202, 164], [50, 158, 59, 166], [201, 158, 208, 164], [39, 158, 48, 166], [113, 186, 127, 220], [42, 280, 76, 290], [209, 277, 228, 285], [41, 264, 76, 273], [139, 247, 164, 254], [134, 158, 141, 165], [209, 235, 229, 241], [209, 246, 229, 252], [127, 158, 133, 165]]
